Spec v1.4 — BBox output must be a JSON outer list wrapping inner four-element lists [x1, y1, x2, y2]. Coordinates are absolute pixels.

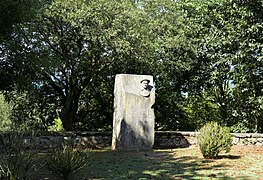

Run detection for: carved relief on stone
[[139, 79, 152, 97]]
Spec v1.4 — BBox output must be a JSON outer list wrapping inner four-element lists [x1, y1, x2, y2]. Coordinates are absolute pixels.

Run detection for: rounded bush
[[197, 122, 232, 159]]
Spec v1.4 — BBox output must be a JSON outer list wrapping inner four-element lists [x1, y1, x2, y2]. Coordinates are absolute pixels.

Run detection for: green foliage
[[1, 0, 263, 132], [6, 92, 52, 131], [0, 0, 40, 39], [74, 75, 114, 131], [183, 94, 221, 130], [230, 122, 250, 133], [197, 122, 233, 159], [0, 93, 12, 131], [48, 118, 64, 132], [45, 145, 88, 180], [11, 0, 155, 131], [160, 0, 263, 132]]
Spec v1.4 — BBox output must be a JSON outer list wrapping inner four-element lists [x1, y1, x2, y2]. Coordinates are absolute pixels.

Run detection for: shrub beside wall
[[197, 122, 232, 158]]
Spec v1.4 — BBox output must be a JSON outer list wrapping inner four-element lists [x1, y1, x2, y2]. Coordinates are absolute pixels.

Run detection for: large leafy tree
[[0, 0, 43, 91], [230, 0, 263, 132], [0, 0, 41, 39], [151, 0, 262, 132], [201, 0, 263, 132], [6, 0, 155, 130], [2, 0, 262, 132], [170, 0, 263, 132]]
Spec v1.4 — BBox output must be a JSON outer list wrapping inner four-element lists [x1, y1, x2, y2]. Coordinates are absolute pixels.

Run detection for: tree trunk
[[61, 105, 74, 131], [60, 88, 81, 131]]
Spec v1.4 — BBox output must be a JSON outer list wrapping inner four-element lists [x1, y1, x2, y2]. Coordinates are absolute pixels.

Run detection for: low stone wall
[[1, 131, 263, 150], [154, 131, 196, 148], [154, 132, 263, 148], [231, 133, 263, 146], [33, 131, 113, 150]]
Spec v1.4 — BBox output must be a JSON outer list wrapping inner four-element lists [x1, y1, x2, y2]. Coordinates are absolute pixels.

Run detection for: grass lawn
[[79, 145, 263, 180]]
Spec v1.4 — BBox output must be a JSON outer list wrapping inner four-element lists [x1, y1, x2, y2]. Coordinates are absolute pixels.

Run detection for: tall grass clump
[[45, 145, 89, 180], [197, 122, 233, 159], [0, 131, 42, 179]]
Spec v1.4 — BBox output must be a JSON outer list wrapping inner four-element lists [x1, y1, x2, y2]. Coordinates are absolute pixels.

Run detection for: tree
[[0, 0, 43, 91], [2, 0, 262, 132], [199, 0, 263, 132], [231, 0, 263, 132], [152, 0, 262, 132], [0, 0, 41, 40], [5, 0, 156, 130]]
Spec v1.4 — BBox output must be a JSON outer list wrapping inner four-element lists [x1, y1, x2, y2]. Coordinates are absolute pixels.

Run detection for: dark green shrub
[[197, 122, 232, 159], [0, 131, 42, 179], [45, 145, 89, 180], [0, 153, 39, 179]]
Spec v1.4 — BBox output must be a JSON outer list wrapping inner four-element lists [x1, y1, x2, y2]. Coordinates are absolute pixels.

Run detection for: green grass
[[3, 146, 261, 179], [77, 145, 263, 180]]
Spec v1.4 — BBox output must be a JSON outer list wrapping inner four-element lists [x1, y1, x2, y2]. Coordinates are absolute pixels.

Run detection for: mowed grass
[[80, 145, 263, 180]]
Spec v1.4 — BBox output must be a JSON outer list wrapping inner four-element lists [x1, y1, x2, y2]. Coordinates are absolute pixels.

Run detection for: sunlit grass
[[16, 145, 261, 179], [80, 145, 263, 180]]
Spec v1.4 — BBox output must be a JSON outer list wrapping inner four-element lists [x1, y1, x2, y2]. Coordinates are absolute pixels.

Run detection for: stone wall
[[154, 131, 263, 148], [1, 131, 262, 150]]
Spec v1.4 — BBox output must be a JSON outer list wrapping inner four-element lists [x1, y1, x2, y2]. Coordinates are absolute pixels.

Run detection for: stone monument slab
[[112, 74, 155, 150]]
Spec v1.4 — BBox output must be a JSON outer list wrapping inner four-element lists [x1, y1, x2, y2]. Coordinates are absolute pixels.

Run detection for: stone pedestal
[[112, 74, 155, 150]]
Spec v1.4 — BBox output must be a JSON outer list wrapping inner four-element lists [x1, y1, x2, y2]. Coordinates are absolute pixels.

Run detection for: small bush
[[197, 122, 232, 159], [45, 145, 88, 180]]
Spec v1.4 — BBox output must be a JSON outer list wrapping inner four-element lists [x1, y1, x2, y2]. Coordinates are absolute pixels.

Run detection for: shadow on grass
[[80, 149, 250, 180], [217, 155, 241, 159]]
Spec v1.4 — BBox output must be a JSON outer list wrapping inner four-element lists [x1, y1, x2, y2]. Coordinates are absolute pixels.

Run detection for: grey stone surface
[[112, 74, 155, 150], [1, 132, 262, 152]]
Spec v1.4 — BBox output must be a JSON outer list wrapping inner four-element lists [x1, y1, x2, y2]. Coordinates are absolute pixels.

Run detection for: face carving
[[140, 79, 150, 97], [141, 80, 149, 89]]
